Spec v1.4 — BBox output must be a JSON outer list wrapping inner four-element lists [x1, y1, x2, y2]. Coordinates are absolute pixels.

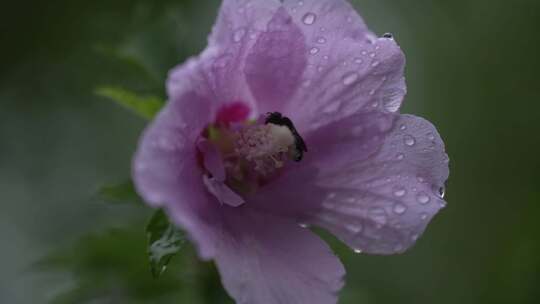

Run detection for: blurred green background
[[1, 0, 539, 303]]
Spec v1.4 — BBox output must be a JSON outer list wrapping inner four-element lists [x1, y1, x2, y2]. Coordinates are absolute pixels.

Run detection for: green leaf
[[34, 227, 197, 304], [98, 180, 143, 205], [146, 210, 186, 278], [95, 86, 164, 120]]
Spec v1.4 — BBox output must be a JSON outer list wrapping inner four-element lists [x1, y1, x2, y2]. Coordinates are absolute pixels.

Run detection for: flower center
[[200, 110, 307, 199]]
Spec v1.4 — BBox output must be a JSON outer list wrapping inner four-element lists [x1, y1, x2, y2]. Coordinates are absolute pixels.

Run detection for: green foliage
[[98, 180, 143, 205], [146, 210, 186, 278], [95, 86, 164, 120], [35, 227, 194, 304]]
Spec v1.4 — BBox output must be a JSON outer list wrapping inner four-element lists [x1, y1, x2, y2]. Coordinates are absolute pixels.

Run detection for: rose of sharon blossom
[[133, 0, 449, 303]]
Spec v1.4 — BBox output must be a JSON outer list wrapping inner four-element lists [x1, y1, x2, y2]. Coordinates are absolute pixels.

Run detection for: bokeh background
[[1, 0, 539, 303]]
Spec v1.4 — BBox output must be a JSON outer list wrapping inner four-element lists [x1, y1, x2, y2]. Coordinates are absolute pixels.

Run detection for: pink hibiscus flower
[[133, 1, 449, 303]]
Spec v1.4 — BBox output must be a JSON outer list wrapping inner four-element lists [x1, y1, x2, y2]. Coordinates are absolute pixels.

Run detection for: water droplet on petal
[[411, 234, 419, 241], [354, 248, 363, 254], [298, 223, 310, 229], [371, 61, 380, 67], [393, 187, 406, 197], [317, 37, 327, 44], [404, 135, 416, 146], [428, 133, 435, 141], [417, 192, 430, 204], [393, 203, 407, 215], [396, 153, 404, 160], [302, 12, 317, 25], [383, 33, 394, 39], [420, 213, 428, 220], [400, 124, 407, 131], [368, 207, 388, 225], [354, 57, 363, 64], [232, 28, 246, 42], [436, 186, 446, 198], [309, 47, 319, 55], [342, 72, 359, 85]]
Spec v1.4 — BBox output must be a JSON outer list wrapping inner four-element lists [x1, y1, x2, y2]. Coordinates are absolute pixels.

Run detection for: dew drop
[[400, 124, 407, 131], [302, 12, 317, 25], [345, 223, 362, 233], [309, 47, 320, 55], [420, 213, 428, 220], [342, 72, 359, 85], [396, 153, 404, 160], [317, 37, 327, 44], [394, 244, 404, 252], [354, 248, 363, 254], [371, 61, 380, 67], [404, 135, 416, 146], [428, 133, 435, 141], [354, 57, 363, 64], [233, 28, 246, 42], [393, 187, 406, 197], [436, 186, 446, 198], [298, 223, 310, 229], [393, 203, 407, 215], [417, 192, 430, 204], [368, 207, 388, 225]]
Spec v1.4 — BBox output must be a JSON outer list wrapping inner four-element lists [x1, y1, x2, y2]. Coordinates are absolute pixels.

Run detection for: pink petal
[[252, 114, 449, 255], [310, 115, 449, 254], [132, 92, 219, 259], [244, 7, 307, 113], [214, 208, 345, 304], [203, 175, 245, 207], [279, 0, 406, 131]]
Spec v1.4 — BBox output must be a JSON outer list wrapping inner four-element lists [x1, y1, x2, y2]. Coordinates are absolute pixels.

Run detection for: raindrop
[[354, 57, 363, 64], [393, 203, 407, 215], [298, 223, 310, 229], [400, 124, 407, 131], [420, 213, 428, 220], [393, 187, 406, 197], [383, 33, 394, 39], [323, 55, 329, 60], [309, 47, 319, 55], [233, 28, 246, 42], [302, 12, 317, 25], [342, 72, 359, 85], [404, 135, 416, 146], [346, 224, 362, 233], [396, 153, 404, 160], [361, 50, 368, 56], [317, 37, 327, 44], [436, 186, 446, 198], [368, 207, 388, 225], [371, 61, 380, 67], [369, 52, 376, 58], [417, 192, 430, 204], [353, 248, 363, 254], [428, 133, 435, 141]]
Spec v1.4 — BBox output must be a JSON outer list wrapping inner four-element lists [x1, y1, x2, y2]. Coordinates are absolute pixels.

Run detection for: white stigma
[[234, 124, 296, 175]]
